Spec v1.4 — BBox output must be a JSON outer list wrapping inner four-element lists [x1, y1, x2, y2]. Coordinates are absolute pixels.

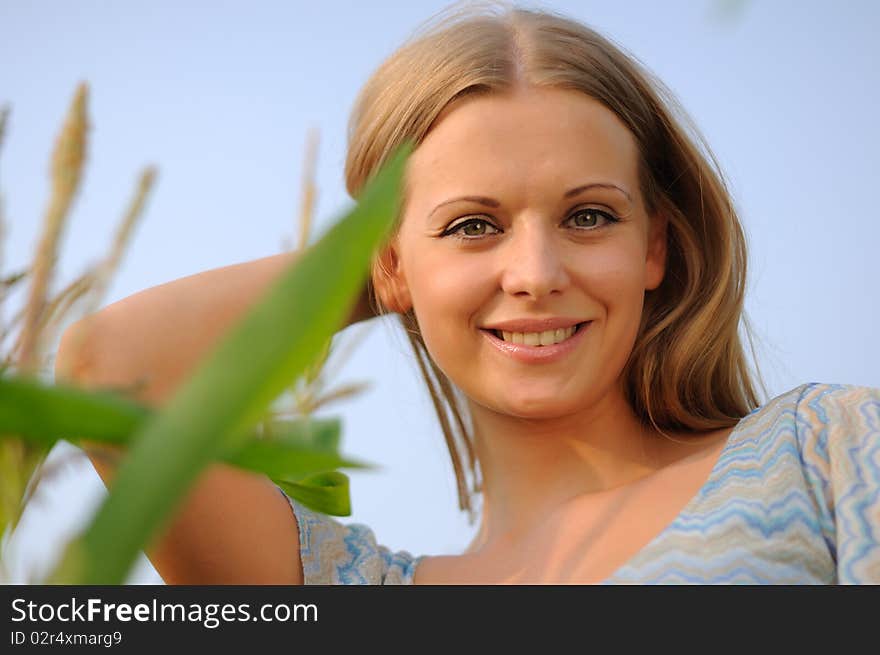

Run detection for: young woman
[[57, 4, 880, 584]]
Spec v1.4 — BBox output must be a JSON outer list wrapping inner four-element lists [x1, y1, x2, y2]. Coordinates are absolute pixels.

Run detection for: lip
[[480, 321, 591, 364], [481, 317, 586, 332]]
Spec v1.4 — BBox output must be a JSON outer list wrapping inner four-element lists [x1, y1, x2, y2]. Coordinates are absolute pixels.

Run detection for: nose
[[499, 218, 571, 301]]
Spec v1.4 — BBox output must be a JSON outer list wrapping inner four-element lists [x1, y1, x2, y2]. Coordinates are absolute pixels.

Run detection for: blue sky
[[1, 0, 878, 583]]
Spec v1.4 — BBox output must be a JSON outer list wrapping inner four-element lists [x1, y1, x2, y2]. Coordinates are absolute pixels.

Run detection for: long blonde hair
[[344, 1, 766, 524]]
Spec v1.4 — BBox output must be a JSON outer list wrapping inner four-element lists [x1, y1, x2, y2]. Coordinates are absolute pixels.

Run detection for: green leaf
[[0, 376, 148, 446], [276, 471, 352, 516], [224, 434, 376, 478], [48, 141, 411, 584], [0, 374, 376, 484], [259, 416, 342, 453]]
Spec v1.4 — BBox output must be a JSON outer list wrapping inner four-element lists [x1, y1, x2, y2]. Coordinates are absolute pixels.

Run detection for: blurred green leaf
[[0, 376, 147, 446], [0, 376, 375, 490], [259, 415, 341, 453], [48, 141, 411, 584], [221, 418, 375, 481]]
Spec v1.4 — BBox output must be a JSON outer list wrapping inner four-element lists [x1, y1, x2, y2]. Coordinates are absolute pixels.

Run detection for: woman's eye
[[444, 218, 500, 239], [568, 208, 619, 230]]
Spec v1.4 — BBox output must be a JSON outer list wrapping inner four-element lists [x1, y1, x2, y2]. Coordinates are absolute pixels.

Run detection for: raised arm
[[54, 251, 374, 584]]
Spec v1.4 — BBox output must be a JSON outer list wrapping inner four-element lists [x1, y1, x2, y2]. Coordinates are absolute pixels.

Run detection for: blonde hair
[[344, 1, 767, 524]]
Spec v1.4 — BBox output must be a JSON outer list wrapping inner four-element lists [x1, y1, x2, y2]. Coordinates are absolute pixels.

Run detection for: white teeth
[[539, 330, 556, 346], [496, 325, 578, 346]]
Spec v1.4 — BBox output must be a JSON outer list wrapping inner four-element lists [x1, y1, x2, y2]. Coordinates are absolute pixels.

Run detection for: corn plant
[[0, 83, 410, 584]]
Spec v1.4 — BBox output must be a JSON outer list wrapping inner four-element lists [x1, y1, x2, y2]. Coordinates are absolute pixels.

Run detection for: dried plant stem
[[301, 335, 332, 388], [5, 170, 156, 377], [285, 127, 325, 420], [0, 105, 9, 151], [296, 127, 319, 251], [16, 447, 94, 511], [0, 270, 31, 352], [0, 271, 88, 354], [0, 443, 80, 584], [281, 126, 375, 423], [2, 85, 88, 548], [0, 436, 49, 546], [32, 272, 93, 338], [307, 381, 372, 413], [315, 322, 373, 384], [82, 167, 156, 317], [1, 269, 28, 289], [15, 83, 88, 376], [51, 167, 156, 382]]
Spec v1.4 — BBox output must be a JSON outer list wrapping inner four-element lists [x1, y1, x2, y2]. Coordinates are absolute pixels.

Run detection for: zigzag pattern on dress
[[607, 383, 880, 584], [282, 488, 418, 584]]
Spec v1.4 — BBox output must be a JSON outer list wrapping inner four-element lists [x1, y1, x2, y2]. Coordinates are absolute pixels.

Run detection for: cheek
[[581, 245, 649, 377], [573, 241, 648, 305], [405, 250, 492, 363], [572, 241, 649, 370], [407, 246, 493, 314]]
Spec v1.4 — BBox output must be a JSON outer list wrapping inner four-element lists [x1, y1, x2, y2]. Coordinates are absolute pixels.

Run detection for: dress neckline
[[408, 402, 767, 585]]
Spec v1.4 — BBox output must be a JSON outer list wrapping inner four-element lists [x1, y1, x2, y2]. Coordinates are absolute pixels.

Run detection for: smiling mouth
[[482, 321, 590, 346]]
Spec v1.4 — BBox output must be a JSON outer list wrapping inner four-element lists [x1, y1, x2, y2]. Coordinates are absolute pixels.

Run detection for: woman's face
[[376, 86, 667, 419]]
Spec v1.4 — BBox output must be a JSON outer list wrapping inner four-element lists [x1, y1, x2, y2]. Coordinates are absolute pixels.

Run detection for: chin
[[489, 392, 582, 420]]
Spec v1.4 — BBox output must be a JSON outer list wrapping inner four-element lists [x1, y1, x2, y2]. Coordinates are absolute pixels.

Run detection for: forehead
[[405, 86, 640, 206]]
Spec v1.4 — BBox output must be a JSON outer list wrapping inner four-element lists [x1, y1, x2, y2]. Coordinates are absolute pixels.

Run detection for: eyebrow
[[427, 183, 633, 219]]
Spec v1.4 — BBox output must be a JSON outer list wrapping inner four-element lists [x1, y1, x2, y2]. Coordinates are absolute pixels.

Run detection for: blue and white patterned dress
[[279, 382, 880, 584]]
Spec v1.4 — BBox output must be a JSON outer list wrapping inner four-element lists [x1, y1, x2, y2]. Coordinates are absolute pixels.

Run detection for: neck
[[464, 382, 689, 555]]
